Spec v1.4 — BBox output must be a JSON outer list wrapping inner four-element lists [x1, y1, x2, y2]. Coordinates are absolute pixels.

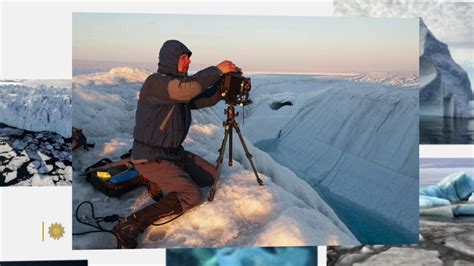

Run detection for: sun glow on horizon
[[74, 13, 419, 75]]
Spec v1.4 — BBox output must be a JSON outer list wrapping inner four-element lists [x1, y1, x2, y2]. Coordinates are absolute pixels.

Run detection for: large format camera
[[219, 73, 252, 106]]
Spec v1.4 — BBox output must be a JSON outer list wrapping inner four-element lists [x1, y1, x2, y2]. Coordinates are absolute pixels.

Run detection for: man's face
[[177, 54, 191, 74]]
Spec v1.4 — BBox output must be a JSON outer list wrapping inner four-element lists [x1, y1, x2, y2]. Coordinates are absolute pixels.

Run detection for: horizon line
[[73, 60, 418, 76]]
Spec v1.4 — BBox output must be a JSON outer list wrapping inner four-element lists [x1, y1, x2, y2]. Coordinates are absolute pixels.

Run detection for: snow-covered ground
[[72, 68, 360, 249], [0, 81, 72, 137]]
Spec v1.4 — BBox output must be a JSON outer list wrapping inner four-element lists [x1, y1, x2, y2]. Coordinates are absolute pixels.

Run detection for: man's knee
[[187, 186, 202, 207], [146, 181, 163, 202], [179, 185, 202, 211], [181, 151, 217, 187]]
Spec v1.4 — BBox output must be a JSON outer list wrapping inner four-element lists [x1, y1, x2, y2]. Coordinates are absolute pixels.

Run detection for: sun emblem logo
[[48, 223, 65, 240]]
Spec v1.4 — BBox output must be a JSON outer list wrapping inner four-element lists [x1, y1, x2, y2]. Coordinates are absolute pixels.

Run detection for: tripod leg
[[228, 125, 233, 166], [208, 125, 230, 201], [232, 121, 264, 186]]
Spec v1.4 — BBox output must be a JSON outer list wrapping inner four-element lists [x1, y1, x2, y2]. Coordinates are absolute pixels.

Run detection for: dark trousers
[[134, 150, 217, 212]]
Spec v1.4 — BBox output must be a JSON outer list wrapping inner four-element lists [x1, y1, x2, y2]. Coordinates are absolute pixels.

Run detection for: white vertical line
[[0, 190, 3, 258], [0, 1, 5, 77], [318, 246, 327, 265]]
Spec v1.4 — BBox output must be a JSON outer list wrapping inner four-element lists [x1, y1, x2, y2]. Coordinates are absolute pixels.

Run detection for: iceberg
[[454, 204, 474, 216], [420, 172, 474, 202], [419, 20, 473, 118], [420, 206, 454, 218], [420, 172, 474, 217], [419, 195, 450, 208]]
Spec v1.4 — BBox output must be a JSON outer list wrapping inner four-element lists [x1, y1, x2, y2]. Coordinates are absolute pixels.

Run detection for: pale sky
[[73, 13, 419, 74], [334, 0, 473, 82]]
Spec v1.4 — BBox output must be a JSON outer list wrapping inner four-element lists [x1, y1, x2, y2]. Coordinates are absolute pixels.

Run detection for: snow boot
[[114, 192, 182, 249]]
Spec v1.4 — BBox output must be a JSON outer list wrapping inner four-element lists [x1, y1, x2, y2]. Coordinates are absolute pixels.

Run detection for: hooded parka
[[132, 40, 223, 161]]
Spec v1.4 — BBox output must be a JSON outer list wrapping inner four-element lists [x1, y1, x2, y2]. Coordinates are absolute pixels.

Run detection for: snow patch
[[73, 67, 151, 86]]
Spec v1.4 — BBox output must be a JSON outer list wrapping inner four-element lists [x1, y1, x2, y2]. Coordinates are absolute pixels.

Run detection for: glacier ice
[[0, 83, 72, 137], [419, 20, 473, 118], [255, 80, 419, 235], [322, 72, 419, 88]]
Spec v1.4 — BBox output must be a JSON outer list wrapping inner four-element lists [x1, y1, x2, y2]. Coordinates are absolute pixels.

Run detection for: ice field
[[72, 67, 418, 248]]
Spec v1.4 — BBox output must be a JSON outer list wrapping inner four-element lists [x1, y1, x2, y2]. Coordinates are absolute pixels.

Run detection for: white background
[[0, 1, 332, 265], [420, 145, 474, 158], [1, 187, 164, 265]]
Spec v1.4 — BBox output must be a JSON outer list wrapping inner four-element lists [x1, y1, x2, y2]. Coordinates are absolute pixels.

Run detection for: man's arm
[[142, 66, 222, 103], [189, 83, 223, 109]]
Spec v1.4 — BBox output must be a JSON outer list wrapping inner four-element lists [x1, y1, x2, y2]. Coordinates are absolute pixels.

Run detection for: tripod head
[[224, 105, 238, 125]]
